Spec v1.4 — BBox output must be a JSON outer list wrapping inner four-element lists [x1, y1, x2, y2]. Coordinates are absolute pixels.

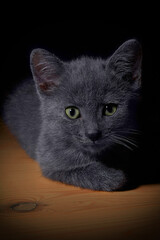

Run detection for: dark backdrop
[[1, 22, 160, 185], [1, 22, 159, 89]]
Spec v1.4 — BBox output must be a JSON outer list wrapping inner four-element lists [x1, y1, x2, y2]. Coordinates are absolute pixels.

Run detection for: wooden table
[[0, 120, 160, 240]]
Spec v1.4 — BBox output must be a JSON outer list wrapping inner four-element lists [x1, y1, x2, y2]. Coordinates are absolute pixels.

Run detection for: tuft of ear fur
[[109, 39, 142, 89], [30, 49, 64, 95]]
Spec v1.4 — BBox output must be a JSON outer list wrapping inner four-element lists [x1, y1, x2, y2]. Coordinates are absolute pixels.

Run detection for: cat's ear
[[109, 39, 142, 89], [30, 49, 64, 95]]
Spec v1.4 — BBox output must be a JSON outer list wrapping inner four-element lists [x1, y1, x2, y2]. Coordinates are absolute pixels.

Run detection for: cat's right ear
[[30, 49, 64, 96]]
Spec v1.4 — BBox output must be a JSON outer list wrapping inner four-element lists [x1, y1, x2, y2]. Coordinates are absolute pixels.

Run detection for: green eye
[[65, 107, 80, 119], [103, 104, 117, 116]]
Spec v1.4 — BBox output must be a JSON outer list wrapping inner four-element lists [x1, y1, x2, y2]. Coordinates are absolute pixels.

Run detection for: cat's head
[[30, 39, 142, 154]]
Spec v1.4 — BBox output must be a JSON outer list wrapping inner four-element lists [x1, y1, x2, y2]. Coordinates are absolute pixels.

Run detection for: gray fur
[[2, 39, 142, 191]]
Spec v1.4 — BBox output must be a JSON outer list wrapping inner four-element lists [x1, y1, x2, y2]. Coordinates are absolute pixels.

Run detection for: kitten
[[3, 39, 142, 191]]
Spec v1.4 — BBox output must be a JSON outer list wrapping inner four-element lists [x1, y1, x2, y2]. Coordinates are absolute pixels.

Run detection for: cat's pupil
[[70, 108, 75, 116], [106, 104, 113, 112]]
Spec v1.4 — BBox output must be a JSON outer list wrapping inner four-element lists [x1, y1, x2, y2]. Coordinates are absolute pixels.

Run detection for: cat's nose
[[86, 131, 102, 142]]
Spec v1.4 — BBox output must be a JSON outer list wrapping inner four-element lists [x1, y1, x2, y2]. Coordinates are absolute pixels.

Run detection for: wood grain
[[0, 120, 160, 240]]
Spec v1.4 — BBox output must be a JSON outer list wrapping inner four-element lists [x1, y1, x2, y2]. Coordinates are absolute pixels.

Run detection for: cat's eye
[[65, 107, 80, 119], [103, 104, 117, 116]]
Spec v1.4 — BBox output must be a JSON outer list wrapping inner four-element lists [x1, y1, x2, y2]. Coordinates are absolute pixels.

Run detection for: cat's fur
[[2, 39, 142, 191]]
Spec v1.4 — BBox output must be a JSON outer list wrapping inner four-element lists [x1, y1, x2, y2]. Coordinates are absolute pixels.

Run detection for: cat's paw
[[84, 162, 127, 191], [41, 164, 127, 192], [100, 168, 127, 191]]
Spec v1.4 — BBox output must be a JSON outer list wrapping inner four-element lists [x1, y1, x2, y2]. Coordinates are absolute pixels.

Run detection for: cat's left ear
[[109, 39, 142, 89], [30, 48, 64, 96]]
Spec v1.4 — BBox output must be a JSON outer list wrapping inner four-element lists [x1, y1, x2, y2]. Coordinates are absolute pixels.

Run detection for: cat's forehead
[[64, 58, 107, 103], [66, 57, 109, 92], [68, 57, 107, 80], [60, 57, 127, 106]]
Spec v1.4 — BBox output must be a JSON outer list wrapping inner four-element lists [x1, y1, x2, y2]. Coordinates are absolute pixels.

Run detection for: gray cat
[[2, 39, 142, 191]]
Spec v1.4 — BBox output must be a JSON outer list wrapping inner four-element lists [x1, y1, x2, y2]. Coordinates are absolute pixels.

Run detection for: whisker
[[114, 134, 138, 148], [111, 137, 134, 151], [116, 129, 142, 135]]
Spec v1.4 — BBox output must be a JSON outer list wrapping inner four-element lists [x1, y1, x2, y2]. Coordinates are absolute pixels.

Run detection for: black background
[[1, 21, 160, 185], [1, 22, 159, 89]]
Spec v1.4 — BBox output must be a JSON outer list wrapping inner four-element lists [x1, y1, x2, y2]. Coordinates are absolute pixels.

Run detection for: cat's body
[[3, 39, 142, 191], [3, 79, 40, 159]]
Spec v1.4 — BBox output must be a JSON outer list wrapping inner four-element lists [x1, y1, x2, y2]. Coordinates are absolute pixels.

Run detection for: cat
[[2, 39, 142, 191]]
